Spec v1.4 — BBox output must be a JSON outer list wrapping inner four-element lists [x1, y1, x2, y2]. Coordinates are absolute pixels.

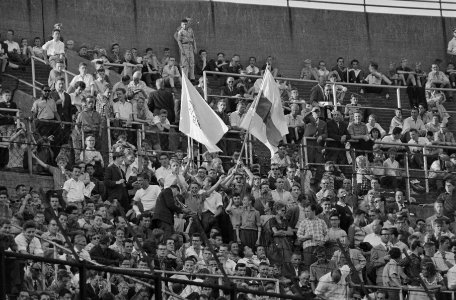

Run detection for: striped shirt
[[297, 217, 328, 249]]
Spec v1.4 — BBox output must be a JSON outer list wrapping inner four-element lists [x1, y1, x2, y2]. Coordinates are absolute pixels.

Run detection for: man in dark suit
[[290, 270, 315, 298], [220, 76, 243, 113], [50, 77, 75, 145], [152, 185, 192, 240], [304, 107, 327, 168], [22, 262, 45, 292], [148, 78, 176, 124], [104, 152, 129, 211], [282, 253, 307, 284], [326, 109, 350, 164], [44, 193, 64, 223], [368, 227, 391, 286]]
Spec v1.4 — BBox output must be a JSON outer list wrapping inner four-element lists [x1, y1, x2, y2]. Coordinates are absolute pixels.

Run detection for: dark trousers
[[152, 219, 174, 240]]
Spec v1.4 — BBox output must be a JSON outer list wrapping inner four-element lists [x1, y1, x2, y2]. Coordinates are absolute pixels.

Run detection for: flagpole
[[234, 71, 268, 169]]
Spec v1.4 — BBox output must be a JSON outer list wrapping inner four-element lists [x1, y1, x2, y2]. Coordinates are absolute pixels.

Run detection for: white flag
[[179, 73, 229, 152]]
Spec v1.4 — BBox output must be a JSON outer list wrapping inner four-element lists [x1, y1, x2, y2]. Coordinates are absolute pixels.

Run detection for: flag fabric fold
[[240, 69, 288, 157], [179, 73, 229, 153]]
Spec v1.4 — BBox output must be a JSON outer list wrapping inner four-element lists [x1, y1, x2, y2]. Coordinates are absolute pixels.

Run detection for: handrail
[[31, 55, 77, 77], [204, 70, 456, 92], [1, 73, 36, 90], [0, 251, 306, 300]]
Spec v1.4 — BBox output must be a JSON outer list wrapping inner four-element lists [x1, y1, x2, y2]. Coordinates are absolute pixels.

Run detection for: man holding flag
[[179, 72, 229, 153], [239, 69, 289, 158]]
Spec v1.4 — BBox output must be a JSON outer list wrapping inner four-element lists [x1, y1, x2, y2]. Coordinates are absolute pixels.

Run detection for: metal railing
[[0, 250, 306, 300], [31, 56, 77, 98]]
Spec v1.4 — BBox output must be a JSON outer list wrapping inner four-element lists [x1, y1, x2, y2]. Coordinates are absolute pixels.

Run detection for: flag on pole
[[240, 69, 288, 157], [179, 73, 229, 153]]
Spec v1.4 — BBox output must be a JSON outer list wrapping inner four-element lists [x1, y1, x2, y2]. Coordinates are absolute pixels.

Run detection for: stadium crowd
[[1, 21, 456, 300]]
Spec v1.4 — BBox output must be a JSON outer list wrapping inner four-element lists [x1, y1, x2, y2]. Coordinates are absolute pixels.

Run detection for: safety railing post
[[26, 118, 33, 175], [303, 137, 309, 168], [154, 276, 162, 300], [332, 82, 337, 107], [0, 251, 5, 300], [107, 118, 112, 164], [396, 87, 401, 108], [203, 71, 208, 102], [405, 152, 411, 201], [31, 57, 36, 98], [64, 72, 69, 91], [399, 288, 404, 300], [15, 111, 20, 129], [161, 271, 166, 300], [137, 127, 143, 173], [249, 133, 253, 165], [54, 246, 58, 282], [81, 131, 86, 165], [79, 264, 86, 300], [423, 147, 429, 193]]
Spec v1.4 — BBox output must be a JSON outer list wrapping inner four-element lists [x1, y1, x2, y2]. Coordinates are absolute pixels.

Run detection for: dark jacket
[[89, 244, 124, 266], [148, 89, 175, 123], [152, 188, 182, 225], [50, 90, 74, 122], [104, 164, 129, 210], [326, 119, 350, 148]]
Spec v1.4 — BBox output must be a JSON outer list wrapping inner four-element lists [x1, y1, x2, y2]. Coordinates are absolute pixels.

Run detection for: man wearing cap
[[447, 28, 456, 62], [174, 19, 197, 81], [304, 106, 327, 166]]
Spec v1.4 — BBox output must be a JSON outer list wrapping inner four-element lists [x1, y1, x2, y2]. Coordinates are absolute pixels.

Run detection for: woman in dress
[[409, 262, 445, 300], [267, 201, 293, 264]]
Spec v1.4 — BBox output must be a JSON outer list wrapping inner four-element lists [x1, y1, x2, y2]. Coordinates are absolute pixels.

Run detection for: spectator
[[314, 267, 350, 300], [364, 62, 392, 99], [15, 220, 44, 256], [148, 78, 176, 124], [68, 62, 94, 94], [162, 57, 181, 92], [331, 57, 348, 82], [48, 60, 65, 90]]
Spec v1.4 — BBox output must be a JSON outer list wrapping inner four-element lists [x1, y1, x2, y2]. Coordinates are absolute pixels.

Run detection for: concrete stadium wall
[[0, 170, 54, 197], [1, 0, 455, 79]]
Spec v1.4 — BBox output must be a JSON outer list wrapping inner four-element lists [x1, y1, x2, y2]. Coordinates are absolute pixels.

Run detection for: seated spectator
[[425, 114, 441, 134], [396, 58, 417, 86], [15, 220, 44, 256], [434, 123, 456, 152], [348, 112, 371, 153], [426, 63, 451, 91], [246, 56, 261, 77], [121, 49, 142, 78], [31, 36, 46, 59], [41, 29, 65, 68], [331, 57, 348, 82], [285, 103, 305, 144], [162, 57, 181, 92], [221, 77, 243, 113], [142, 54, 161, 87], [229, 101, 246, 131], [407, 128, 433, 169], [68, 62, 94, 95], [366, 114, 386, 138], [48, 60, 65, 90], [344, 95, 362, 124], [315, 60, 330, 80], [226, 54, 242, 74], [364, 62, 392, 98], [148, 78, 176, 124], [127, 70, 148, 99], [426, 90, 450, 125], [261, 56, 279, 77], [401, 107, 426, 138], [348, 59, 365, 85]]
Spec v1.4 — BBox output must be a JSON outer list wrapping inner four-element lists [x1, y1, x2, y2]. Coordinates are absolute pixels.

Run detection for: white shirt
[[433, 251, 456, 272], [4, 40, 20, 52], [63, 178, 85, 202], [155, 166, 172, 182], [402, 117, 425, 135], [271, 190, 292, 203], [163, 173, 188, 190], [447, 265, 456, 288], [69, 74, 94, 91], [408, 137, 431, 153], [363, 233, 382, 247], [314, 265, 350, 300], [15, 233, 44, 256], [133, 185, 161, 211], [42, 39, 65, 56], [113, 101, 133, 120], [201, 190, 223, 215]]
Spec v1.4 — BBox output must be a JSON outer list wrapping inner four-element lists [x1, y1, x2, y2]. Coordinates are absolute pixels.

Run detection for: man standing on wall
[[174, 18, 197, 82]]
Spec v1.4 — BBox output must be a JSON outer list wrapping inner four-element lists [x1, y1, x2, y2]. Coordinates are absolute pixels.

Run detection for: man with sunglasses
[[31, 85, 61, 137]]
